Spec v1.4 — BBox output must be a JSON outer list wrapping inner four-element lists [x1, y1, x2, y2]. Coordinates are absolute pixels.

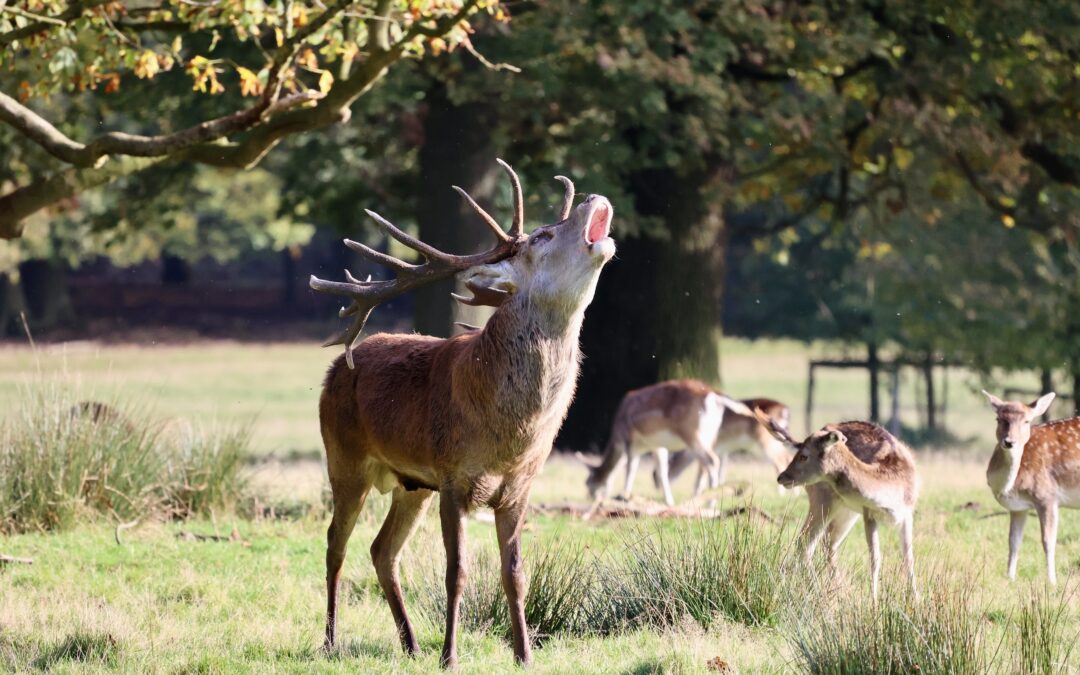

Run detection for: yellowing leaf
[[134, 50, 160, 79], [237, 66, 263, 96], [318, 69, 334, 94], [298, 47, 318, 71], [1002, 214, 1016, 228], [274, 26, 284, 48]]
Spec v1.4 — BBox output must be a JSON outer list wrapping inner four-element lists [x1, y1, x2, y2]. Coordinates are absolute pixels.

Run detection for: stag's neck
[[471, 297, 585, 420]]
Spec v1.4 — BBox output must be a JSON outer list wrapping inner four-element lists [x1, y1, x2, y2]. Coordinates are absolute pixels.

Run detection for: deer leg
[[900, 513, 917, 598], [1007, 510, 1027, 580], [826, 508, 860, 573], [440, 488, 469, 669], [863, 510, 881, 600], [1037, 502, 1059, 585], [621, 453, 641, 500], [656, 449, 696, 488], [371, 487, 434, 656], [324, 478, 372, 650], [653, 447, 675, 507], [495, 501, 532, 666], [800, 489, 832, 564]]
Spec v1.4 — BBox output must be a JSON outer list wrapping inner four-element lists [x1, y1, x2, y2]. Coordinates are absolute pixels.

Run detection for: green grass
[[1, 339, 1079, 672]]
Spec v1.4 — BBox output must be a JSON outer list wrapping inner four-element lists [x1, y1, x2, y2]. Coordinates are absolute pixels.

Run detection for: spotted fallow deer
[[582, 379, 756, 507], [755, 410, 920, 598], [658, 397, 794, 494], [981, 390, 1080, 585], [309, 160, 615, 668]]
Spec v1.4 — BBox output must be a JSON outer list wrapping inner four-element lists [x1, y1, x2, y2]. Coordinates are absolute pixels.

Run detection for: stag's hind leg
[[371, 486, 434, 656], [324, 474, 373, 649]]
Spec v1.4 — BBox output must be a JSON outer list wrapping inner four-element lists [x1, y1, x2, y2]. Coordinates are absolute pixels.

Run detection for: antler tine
[[495, 158, 525, 236], [554, 175, 575, 221], [451, 185, 512, 243]]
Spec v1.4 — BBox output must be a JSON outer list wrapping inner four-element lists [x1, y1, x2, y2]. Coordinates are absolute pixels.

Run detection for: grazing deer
[[582, 379, 755, 507], [756, 411, 919, 598], [309, 160, 614, 668], [657, 397, 794, 494], [981, 390, 1078, 585]]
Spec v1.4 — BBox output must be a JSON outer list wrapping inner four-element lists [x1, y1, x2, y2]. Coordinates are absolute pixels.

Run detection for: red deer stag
[[981, 391, 1079, 584], [309, 160, 614, 667]]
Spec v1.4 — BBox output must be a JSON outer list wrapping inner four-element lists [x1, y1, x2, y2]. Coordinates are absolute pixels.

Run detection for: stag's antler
[[310, 159, 526, 368]]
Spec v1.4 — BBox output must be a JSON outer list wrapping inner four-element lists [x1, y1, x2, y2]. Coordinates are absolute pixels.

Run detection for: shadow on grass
[[32, 632, 118, 670]]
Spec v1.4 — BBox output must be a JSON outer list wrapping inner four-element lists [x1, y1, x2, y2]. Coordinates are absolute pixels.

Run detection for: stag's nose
[[1002, 438, 1015, 449]]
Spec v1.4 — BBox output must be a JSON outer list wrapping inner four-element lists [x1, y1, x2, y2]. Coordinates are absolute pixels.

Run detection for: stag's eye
[[531, 231, 554, 246], [797, 454, 808, 463]]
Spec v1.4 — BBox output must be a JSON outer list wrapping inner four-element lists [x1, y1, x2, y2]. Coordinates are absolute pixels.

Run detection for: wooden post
[[1041, 368, 1054, 422], [923, 354, 936, 431], [868, 342, 880, 423], [888, 366, 901, 437]]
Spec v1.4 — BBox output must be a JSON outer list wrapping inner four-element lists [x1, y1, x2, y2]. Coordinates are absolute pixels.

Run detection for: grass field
[[1, 339, 1078, 673]]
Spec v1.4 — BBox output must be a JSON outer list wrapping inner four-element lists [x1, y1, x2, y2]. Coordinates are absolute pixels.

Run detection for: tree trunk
[[18, 258, 73, 330], [0, 273, 27, 336], [413, 81, 496, 338], [630, 167, 725, 384]]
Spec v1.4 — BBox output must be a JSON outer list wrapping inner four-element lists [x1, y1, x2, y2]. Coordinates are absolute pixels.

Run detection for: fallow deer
[[981, 390, 1079, 585], [658, 397, 793, 494], [756, 410, 920, 598], [582, 379, 756, 507], [309, 160, 614, 667]]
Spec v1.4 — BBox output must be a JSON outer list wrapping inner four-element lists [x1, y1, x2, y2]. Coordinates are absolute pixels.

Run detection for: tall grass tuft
[[419, 538, 597, 644], [0, 383, 250, 533], [787, 570, 988, 675], [594, 512, 792, 632], [1014, 587, 1077, 674]]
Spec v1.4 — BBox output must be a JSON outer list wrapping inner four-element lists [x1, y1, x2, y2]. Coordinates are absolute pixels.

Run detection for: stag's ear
[[452, 264, 518, 307], [1030, 392, 1056, 418], [982, 390, 1006, 410]]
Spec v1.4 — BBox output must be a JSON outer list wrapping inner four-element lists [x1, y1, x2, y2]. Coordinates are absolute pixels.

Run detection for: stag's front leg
[[653, 447, 675, 507], [495, 501, 532, 666], [440, 488, 469, 669], [863, 510, 881, 599], [1007, 510, 1027, 580]]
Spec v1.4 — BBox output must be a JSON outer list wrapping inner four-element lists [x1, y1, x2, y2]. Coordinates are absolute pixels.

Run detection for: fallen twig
[[0, 554, 33, 565], [532, 500, 775, 523], [114, 517, 141, 545]]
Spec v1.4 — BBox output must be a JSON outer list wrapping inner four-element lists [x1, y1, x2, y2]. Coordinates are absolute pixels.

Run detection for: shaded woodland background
[[2, 0, 1079, 449]]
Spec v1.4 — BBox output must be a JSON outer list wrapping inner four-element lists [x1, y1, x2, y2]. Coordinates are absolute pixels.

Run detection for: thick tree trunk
[[630, 167, 725, 384], [18, 258, 72, 330], [0, 274, 27, 336], [412, 81, 496, 338], [1040, 368, 1054, 422]]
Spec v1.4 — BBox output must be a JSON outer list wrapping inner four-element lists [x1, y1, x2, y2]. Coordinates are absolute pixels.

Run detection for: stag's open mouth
[[584, 198, 612, 245]]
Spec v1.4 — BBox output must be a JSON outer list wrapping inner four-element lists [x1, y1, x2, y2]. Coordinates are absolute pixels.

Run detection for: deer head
[[775, 427, 848, 489], [310, 160, 613, 367], [982, 390, 1056, 455]]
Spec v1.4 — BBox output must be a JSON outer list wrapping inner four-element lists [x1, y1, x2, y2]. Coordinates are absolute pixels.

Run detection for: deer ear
[[1030, 392, 1056, 418], [982, 390, 1006, 409], [822, 430, 846, 450], [452, 264, 518, 307]]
